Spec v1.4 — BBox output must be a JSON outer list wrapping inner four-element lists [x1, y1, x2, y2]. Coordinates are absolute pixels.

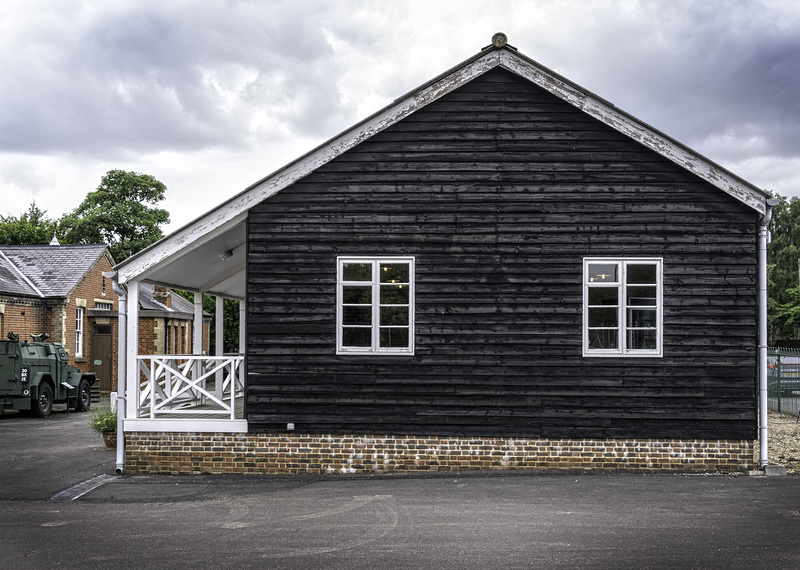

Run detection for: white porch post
[[193, 292, 204, 399], [193, 292, 204, 355], [239, 300, 246, 355], [215, 296, 224, 356], [215, 295, 224, 390], [125, 280, 140, 419]]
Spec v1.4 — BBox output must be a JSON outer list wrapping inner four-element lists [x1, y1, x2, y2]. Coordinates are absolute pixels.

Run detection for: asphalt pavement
[[2, 407, 800, 569]]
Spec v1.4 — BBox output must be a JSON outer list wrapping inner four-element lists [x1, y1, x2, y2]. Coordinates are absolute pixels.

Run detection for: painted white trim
[[125, 280, 140, 419], [75, 307, 84, 357], [124, 419, 248, 433], [336, 256, 415, 355], [582, 258, 663, 358], [239, 300, 246, 354]]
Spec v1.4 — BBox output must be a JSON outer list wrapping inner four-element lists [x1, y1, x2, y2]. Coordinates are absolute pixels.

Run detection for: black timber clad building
[[245, 65, 761, 441], [114, 35, 771, 474]]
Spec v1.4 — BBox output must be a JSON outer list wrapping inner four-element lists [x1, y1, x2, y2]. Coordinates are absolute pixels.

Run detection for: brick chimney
[[153, 286, 172, 309]]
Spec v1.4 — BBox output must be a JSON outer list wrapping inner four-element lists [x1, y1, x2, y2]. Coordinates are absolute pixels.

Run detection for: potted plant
[[88, 405, 118, 449]]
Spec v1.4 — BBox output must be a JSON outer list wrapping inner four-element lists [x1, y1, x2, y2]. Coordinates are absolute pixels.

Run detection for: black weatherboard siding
[[246, 68, 758, 440]]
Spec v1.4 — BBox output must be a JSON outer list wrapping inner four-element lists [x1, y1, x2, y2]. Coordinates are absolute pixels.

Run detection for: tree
[[59, 170, 170, 260], [767, 194, 800, 341], [0, 202, 60, 245]]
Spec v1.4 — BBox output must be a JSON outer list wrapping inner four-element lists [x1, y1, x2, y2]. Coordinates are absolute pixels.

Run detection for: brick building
[[0, 244, 207, 394]]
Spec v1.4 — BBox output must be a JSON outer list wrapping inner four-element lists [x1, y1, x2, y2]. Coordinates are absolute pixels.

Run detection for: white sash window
[[583, 258, 663, 357], [337, 257, 415, 355]]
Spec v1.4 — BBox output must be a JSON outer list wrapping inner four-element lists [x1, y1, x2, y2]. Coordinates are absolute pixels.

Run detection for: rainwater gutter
[[104, 271, 126, 475], [758, 199, 779, 468]]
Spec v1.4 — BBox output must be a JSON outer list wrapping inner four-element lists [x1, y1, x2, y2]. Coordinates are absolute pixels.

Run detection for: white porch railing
[[135, 355, 245, 419]]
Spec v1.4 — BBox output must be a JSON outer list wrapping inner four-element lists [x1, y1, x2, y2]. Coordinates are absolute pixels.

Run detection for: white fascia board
[[115, 54, 502, 286], [498, 50, 767, 214]]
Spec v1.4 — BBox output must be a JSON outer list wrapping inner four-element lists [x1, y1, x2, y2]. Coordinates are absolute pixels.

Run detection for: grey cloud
[[0, 1, 357, 157]]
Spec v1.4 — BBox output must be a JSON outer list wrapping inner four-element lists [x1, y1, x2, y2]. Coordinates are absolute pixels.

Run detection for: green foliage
[[0, 202, 59, 245], [59, 169, 170, 261], [768, 194, 800, 342], [88, 405, 118, 434], [174, 290, 241, 354]]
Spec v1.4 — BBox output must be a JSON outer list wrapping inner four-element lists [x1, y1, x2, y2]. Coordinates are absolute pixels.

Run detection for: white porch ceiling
[[122, 219, 247, 300]]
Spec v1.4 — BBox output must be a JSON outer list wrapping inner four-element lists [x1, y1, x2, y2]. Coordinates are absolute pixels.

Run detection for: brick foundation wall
[[124, 433, 754, 475]]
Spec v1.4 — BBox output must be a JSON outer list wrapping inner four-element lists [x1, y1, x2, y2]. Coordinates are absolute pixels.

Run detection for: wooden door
[[92, 326, 113, 393]]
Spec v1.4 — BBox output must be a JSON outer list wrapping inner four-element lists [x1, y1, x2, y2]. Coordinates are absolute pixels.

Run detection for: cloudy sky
[[2, 0, 798, 232]]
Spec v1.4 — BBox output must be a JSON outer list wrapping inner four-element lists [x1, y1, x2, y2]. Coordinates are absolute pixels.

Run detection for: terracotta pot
[[102, 432, 117, 449]]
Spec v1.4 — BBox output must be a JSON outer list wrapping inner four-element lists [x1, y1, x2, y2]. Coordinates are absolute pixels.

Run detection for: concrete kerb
[[747, 464, 788, 477]]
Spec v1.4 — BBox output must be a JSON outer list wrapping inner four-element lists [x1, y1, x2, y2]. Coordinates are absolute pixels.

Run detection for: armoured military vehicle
[[0, 332, 96, 417]]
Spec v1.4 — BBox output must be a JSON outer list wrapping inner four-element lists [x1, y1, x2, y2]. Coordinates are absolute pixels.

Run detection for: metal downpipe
[[104, 271, 127, 475], [758, 199, 779, 468]]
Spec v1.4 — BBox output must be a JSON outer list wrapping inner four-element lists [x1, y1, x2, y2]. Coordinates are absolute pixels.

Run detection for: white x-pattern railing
[[135, 355, 245, 419]]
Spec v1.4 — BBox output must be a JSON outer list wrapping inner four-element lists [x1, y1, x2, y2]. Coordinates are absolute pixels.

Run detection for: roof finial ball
[[492, 32, 508, 47]]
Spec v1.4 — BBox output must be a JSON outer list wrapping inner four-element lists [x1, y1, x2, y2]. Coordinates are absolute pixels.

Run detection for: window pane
[[343, 306, 372, 325], [343, 285, 372, 304], [589, 307, 618, 327], [626, 286, 657, 306], [587, 263, 618, 283], [381, 306, 409, 326], [588, 329, 618, 350], [380, 328, 409, 348], [380, 263, 409, 284], [628, 308, 656, 328], [343, 263, 372, 282], [627, 264, 656, 285], [628, 329, 657, 350], [588, 287, 618, 306], [342, 328, 371, 347], [380, 284, 409, 305]]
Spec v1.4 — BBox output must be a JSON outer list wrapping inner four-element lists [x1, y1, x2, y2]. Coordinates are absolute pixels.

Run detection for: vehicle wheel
[[75, 378, 91, 412], [33, 383, 53, 418]]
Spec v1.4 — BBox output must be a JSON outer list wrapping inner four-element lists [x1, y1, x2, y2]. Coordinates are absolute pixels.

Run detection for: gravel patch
[[759, 410, 800, 474]]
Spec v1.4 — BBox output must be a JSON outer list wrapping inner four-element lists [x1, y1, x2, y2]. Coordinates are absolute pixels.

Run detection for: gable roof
[[0, 244, 111, 299], [114, 34, 770, 297]]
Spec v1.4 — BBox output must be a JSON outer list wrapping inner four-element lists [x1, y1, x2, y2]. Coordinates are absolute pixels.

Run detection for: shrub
[[88, 406, 117, 434]]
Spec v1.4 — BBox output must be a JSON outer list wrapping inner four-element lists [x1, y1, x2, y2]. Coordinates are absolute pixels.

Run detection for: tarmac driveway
[[1, 408, 800, 569]]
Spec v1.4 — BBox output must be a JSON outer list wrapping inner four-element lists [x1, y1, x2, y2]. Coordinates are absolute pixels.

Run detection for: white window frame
[[75, 307, 84, 357], [337, 256, 415, 355], [583, 258, 663, 357]]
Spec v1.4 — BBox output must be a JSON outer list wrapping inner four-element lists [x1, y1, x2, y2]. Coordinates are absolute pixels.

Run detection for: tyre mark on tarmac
[[263, 494, 400, 559], [49, 474, 114, 502]]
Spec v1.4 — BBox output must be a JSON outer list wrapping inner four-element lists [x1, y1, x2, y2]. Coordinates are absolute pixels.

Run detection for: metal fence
[[767, 347, 800, 416]]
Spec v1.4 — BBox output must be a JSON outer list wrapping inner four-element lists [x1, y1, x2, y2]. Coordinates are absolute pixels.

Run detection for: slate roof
[[0, 244, 110, 298], [137, 281, 195, 315]]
